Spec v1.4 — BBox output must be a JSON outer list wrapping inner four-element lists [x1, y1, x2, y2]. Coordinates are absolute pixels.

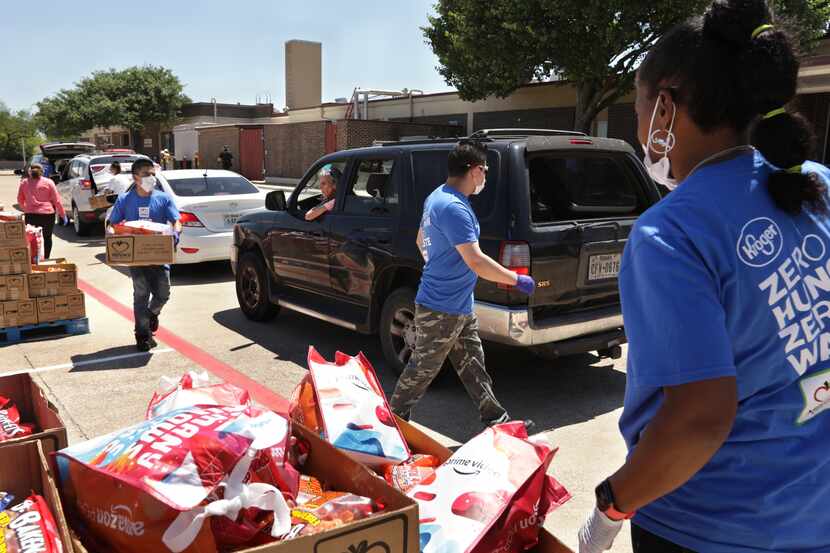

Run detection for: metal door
[[239, 127, 264, 181]]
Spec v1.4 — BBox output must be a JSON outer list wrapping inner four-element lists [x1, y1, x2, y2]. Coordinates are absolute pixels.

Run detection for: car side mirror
[[265, 190, 286, 211]]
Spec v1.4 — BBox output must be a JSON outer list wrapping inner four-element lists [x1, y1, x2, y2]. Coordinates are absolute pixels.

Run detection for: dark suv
[[231, 129, 661, 372]]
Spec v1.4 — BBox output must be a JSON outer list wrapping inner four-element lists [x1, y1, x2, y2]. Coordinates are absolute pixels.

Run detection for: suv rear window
[[411, 149, 500, 219], [528, 154, 645, 223]]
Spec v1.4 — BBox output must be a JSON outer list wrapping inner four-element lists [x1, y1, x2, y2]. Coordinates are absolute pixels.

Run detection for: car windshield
[[166, 175, 259, 197]]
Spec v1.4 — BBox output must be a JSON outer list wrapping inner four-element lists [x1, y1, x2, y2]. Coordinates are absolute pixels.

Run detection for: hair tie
[[763, 107, 787, 119], [751, 24, 774, 39], [786, 165, 802, 174]]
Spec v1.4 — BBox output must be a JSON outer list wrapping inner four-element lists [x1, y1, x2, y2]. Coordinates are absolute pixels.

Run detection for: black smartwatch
[[595, 479, 635, 521]]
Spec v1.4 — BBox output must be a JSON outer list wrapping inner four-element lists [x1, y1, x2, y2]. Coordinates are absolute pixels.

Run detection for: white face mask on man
[[139, 175, 156, 193], [642, 97, 678, 190], [472, 164, 487, 195]]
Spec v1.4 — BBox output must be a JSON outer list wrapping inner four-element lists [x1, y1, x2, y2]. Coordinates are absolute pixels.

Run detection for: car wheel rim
[[389, 306, 416, 365], [73, 207, 80, 233], [240, 264, 261, 309]]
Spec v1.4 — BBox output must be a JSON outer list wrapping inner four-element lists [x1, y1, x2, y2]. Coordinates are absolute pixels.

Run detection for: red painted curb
[[78, 277, 290, 414]]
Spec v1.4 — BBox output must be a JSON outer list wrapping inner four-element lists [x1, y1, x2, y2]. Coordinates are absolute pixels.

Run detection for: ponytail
[[751, 111, 828, 216]]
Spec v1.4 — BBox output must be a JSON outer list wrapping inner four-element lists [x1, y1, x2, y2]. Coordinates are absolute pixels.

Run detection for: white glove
[[578, 507, 624, 553]]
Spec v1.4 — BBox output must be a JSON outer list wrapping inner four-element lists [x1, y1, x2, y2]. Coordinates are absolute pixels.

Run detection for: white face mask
[[473, 179, 486, 195], [139, 175, 156, 192], [642, 98, 678, 190]]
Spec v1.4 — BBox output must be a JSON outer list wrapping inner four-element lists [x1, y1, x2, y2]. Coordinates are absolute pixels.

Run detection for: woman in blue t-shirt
[[578, 1, 830, 552]]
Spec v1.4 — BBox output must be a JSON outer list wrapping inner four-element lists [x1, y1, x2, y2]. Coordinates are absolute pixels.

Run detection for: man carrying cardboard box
[[107, 159, 181, 352]]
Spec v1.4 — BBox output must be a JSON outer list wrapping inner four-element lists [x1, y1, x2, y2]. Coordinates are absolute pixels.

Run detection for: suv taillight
[[179, 212, 204, 227], [498, 241, 530, 290], [80, 179, 92, 189]]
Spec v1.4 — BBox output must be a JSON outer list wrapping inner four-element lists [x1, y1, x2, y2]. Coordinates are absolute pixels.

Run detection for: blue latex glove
[[515, 274, 536, 295], [61, 215, 69, 226]]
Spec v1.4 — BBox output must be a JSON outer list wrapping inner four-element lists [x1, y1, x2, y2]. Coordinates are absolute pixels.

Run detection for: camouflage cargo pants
[[389, 304, 508, 423]]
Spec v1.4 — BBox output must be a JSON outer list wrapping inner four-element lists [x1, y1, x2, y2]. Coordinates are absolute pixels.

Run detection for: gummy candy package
[[288, 489, 375, 538], [384, 454, 439, 493], [0, 494, 64, 553], [57, 405, 292, 553], [411, 422, 569, 553], [146, 371, 251, 420], [293, 347, 410, 468], [0, 395, 35, 442]]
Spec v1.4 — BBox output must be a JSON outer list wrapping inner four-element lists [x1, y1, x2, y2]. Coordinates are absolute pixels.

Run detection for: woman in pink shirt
[[17, 162, 68, 258]]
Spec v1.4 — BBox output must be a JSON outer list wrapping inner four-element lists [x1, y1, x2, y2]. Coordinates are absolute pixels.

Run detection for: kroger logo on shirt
[[737, 217, 783, 268]]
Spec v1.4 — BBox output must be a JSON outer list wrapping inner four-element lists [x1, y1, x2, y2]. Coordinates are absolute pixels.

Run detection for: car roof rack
[[469, 128, 586, 139], [375, 136, 463, 147]]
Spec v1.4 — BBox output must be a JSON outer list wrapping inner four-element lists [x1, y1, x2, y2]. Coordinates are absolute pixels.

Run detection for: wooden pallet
[[0, 318, 90, 345]]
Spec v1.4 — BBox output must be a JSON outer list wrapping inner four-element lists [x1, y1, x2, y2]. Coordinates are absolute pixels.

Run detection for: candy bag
[[288, 490, 375, 538], [57, 405, 292, 553], [0, 396, 35, 442], [384, 454, 439, 493], [411, 422, 569, 553], [291, 347, 410, 468], [146, 371, 251, 420], [0, 494, 64, 553], [25, 225, 43, 264]]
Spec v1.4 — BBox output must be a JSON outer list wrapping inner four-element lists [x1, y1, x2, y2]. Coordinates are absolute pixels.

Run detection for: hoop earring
[[649, 128, 676, 156]]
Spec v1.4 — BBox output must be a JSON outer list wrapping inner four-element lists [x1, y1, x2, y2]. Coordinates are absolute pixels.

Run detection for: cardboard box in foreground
[[0, 298, 38, 328], [106, 234, 175, 266], [398, 419, 575, 553], [0, 372, 68, 454], [0, 245, 30, 275], [0, 220, 25, 248], [36, 292, 86, 323], [28, 263, 78, 297], [0, 440, 76, 552]]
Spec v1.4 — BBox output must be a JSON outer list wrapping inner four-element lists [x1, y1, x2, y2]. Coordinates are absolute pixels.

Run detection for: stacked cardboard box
[[0, 215, 86, 329]]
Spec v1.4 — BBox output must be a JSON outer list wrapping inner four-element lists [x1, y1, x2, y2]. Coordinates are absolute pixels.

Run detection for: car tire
[[71, 204, 91, 236], [380, 287, 418, 375], [236, 251, 279, 321]]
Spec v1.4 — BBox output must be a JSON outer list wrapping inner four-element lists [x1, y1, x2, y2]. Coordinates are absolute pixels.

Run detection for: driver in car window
[[304, 164, 341, 221]]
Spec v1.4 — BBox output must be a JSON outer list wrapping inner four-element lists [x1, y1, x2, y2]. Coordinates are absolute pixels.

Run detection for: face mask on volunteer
[[140, 175, 156, 192], [642, 97, 678, 190], [472, 165, 487, 195]]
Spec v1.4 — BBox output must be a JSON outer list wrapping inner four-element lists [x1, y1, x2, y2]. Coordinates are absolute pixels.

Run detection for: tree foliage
[[0, 103, 42, 160], [36, 65, 190, 138], [425, 0, 830, 133]]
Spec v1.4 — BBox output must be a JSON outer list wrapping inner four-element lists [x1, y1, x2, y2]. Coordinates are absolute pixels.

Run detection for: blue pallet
[[0, 317, 90, 345]]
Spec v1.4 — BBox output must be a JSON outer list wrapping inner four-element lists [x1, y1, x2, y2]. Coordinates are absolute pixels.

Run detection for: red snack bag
[[288, 490, 375, 538], [0, 494, 64, 553], [0, 396, 35, 442], [384, 454, 439, 493]]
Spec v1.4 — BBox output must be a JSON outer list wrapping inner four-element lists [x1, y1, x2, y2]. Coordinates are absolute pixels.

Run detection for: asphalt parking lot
[[0, 172, 631, 551]]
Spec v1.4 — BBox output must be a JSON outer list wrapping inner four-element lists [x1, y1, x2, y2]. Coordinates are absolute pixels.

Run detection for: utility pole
[[20, 138, 26, 165]]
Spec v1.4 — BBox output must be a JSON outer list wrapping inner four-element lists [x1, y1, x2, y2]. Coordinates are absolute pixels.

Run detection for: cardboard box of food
[[0, 372, 68, 454], [28, 263, 78, 297], [106, 234, 175, 266], [0, 245, 31, 275], [0, 299, 38, 328], [0, 274, 28, 301], [37, 292, 85, 323], [0, 441, 76, 552], [67, 423, 419, 553], [0, 220, 26, 248], [398, 419, 575, 553], [88, 194, 116, 210]]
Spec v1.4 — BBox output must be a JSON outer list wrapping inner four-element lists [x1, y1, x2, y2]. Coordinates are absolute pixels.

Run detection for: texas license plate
[[588, 253, 621, 281], [224, 214, 239, 226]]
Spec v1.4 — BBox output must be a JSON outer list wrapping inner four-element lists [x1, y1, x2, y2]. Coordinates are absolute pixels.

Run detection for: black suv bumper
[[475, 301, 624, 347]]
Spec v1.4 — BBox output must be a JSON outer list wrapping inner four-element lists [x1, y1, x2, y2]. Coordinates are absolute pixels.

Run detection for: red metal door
[[239, 127, 264, 181], [325, 121, 337, 154]]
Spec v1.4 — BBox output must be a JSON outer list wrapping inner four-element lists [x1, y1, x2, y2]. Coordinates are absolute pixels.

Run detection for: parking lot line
[[77, 277, 290, 414], [7, 348, 175, 377]]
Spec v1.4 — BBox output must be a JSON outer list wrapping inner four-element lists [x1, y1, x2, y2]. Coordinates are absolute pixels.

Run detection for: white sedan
[[155, 170, 267, 264]]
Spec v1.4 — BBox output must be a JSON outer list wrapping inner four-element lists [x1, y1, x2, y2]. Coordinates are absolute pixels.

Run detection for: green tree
[[0, 103, 42, 160], [425, 0, 830, 133], [36, 65, 190, 142]]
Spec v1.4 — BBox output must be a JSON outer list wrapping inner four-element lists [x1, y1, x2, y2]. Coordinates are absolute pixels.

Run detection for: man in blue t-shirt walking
[[107, 159, 181, 352], [389, 141, 536, 426]]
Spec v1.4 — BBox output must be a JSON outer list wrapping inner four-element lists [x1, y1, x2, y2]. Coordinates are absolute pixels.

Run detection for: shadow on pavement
[[171, 261, 234, 286], [213, 307, 626, 443], [53, 223, 106, 247], [69, 345, 157, 372]]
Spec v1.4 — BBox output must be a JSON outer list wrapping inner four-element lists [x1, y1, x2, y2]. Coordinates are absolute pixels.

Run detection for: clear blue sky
[[0, 0, 454, 112]]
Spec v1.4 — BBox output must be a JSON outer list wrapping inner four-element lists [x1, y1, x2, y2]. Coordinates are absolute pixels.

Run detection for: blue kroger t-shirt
[[416, 184, 480, 315], [109, 187, 179, 226], [620, 150, 830, 552]]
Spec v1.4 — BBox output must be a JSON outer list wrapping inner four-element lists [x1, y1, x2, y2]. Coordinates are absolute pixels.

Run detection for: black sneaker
[[147, 335, 158, 349], [487, 415, 536, 433], [149, 313, 159, 334], [136, 334, 151, 352]]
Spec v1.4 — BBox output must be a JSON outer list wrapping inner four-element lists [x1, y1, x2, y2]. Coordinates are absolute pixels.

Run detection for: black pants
[[632, 525, 698, 553], [24, 213, 56, 259]]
